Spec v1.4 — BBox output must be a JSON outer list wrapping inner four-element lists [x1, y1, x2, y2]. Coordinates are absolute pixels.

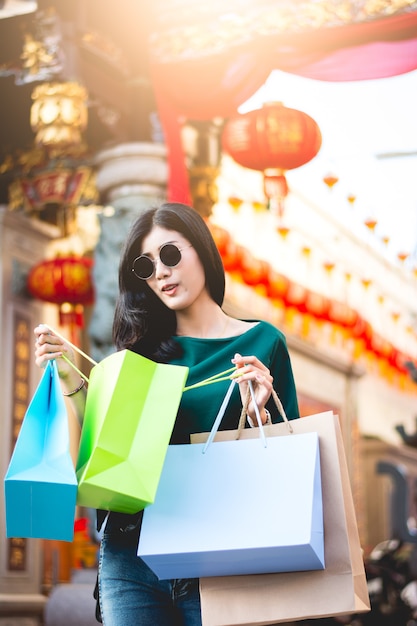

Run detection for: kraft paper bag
[[4, 360, 77, 541], [76, 349, 189, 514], [197, 411, 370, 626], [138, 383, 324, 580]]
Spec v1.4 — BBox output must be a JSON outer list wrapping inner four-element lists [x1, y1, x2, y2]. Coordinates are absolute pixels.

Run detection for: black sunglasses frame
[[131, 243, 192, 280]]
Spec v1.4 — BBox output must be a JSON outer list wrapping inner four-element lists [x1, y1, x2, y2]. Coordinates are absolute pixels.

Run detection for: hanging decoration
[[397, 252, 410, 264], [30, 82, 88, 150], [3, 81, 97, 236], [222, 102, 322, 217], [27, 255, 94, 342], [364, 218, 378, 232], [323, 173, 339, 189], [209, 221, 417, 390]]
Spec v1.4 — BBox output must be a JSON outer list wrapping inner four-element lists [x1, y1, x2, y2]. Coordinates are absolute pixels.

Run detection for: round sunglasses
[[131, 243, 193, 280]]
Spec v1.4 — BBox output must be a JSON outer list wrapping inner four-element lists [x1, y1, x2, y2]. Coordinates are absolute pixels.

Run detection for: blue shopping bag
[[138, 382, 324, 579], [4, 360, 77, 541]]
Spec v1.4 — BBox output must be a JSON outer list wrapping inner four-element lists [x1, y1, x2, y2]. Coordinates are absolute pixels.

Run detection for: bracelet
[[63, 378, 85, 397], [247, 408, 272, 428]]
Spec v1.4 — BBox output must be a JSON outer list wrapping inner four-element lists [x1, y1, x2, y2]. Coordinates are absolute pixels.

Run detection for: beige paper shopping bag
[[192, 411, 370, 625]]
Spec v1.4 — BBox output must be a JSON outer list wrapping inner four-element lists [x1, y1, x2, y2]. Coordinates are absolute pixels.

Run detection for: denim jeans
[[98, 527, 202, 626]]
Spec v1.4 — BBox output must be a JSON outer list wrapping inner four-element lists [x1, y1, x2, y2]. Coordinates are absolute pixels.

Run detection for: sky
[[239, 68, 417, 268]]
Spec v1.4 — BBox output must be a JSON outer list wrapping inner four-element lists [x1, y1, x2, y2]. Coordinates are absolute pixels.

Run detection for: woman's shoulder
[[227, 318, 287, 342]]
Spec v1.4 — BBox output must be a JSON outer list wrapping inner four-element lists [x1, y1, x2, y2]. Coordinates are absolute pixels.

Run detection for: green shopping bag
[[75, 349, 188, 513]]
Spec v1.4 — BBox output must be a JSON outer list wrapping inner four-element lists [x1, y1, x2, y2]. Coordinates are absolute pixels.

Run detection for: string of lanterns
[[209, 220, 417, 390]]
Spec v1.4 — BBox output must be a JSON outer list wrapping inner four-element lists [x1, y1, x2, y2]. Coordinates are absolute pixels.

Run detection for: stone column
[[0, 207, 60, 624], [88, 142, 168, 361]]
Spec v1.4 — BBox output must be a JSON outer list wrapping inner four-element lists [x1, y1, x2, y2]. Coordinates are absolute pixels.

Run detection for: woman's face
[[139, 226, 207, 311]]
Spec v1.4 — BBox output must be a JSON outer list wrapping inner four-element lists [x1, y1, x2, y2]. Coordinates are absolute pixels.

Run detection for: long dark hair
[[112, 202, 225, 362]]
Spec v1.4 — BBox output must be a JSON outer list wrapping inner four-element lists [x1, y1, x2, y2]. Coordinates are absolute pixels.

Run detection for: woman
[[34, 202, 299, 626]]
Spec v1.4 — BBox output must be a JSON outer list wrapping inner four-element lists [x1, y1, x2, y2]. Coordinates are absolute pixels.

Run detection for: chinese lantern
[[27, 256, 94, 339], [266, 268, 290, 301], [239, 252, 269, 287], [222, 102, 322, 211], [30, 82, 88, 149]]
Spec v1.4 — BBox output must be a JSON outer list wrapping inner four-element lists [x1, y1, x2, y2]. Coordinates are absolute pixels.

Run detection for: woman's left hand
[[231, 353, 273, 424]]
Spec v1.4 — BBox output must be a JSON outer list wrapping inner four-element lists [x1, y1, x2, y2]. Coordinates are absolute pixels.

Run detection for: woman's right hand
[[34, 324, 78, 386], [34, 324, 87, 424]]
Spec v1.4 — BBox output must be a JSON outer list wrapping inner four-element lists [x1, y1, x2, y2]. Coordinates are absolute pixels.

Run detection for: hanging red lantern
[[284, 282, 308, 313], [223, 102, 322, 171], [222, 102, 322, 207], [327, 301, 358, 329], [221, 239, 244, 273], [266, 268, 290, 301], [27, 256, 94, 334], [239, 253, 269, 287], [305, 291, 330, 320], [209, 223, 230, 256], [28, 256, 94, 305]]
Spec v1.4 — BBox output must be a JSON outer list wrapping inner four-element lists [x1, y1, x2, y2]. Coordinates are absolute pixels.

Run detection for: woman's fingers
[[231, 353, 272, 384], [231, 353, 273, 418], [33, 325, 69, 368]]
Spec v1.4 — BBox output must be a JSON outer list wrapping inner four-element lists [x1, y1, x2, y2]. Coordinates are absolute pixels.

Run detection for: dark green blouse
[[168, 320, 299, 444]]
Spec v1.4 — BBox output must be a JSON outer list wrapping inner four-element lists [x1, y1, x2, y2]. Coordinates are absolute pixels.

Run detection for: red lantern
[[327, 301, 359, 329], [266, 268, 290, 301], [305, 291, 330, 320], [222, 101, 322, 205], [284, 282, 308, 313], [27, 256, 94, 336], [239, 252, 269, 287], [28, 256, 94, 305], [221, 240, 244, 273], [209, 223, 230, 256]]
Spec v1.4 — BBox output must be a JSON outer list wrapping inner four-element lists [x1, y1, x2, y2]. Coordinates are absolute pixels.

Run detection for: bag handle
[[45, 324, 97, 383], [203, 380, 237, 453], [237, 386, 293, 435], [202, 379, 293, 453]]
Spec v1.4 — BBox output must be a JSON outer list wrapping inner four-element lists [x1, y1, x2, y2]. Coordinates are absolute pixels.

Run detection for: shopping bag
[[197, 410, 370, 625], [138, 381, 324, 579], [76, 349, 189, 513], [4, 360, 77, 541]]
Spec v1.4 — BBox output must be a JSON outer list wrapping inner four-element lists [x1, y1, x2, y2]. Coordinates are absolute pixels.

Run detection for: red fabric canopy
[[150, 10, 417, 201]]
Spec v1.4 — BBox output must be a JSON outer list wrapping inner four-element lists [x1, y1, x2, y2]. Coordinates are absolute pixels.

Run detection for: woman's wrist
[[63, 378, 86, 397], [247, 408, 271, 427]]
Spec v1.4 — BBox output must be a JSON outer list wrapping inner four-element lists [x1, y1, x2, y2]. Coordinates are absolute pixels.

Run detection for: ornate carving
[[150, 0, 417, 61]]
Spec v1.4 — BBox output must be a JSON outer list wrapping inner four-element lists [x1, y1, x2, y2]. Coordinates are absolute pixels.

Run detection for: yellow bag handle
[[45, 324, 97, 383]]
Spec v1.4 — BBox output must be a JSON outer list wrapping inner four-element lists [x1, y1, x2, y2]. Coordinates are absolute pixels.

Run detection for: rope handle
[[237, 386, 293, 435], [202, 380, 293, 454]]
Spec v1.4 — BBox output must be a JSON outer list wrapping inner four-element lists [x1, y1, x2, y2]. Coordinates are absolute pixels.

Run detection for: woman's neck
[[176, 305, 230, 339]]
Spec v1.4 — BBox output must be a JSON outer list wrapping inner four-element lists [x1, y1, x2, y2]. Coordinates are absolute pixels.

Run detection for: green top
[[169, 320, 299, 444]]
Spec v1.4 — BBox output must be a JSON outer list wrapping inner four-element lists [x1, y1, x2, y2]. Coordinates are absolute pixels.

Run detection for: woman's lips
[[161, 283, 178, 295]]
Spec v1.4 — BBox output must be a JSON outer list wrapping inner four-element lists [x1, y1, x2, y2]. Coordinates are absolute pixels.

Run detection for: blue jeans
[[98, 528, 202, 626]]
